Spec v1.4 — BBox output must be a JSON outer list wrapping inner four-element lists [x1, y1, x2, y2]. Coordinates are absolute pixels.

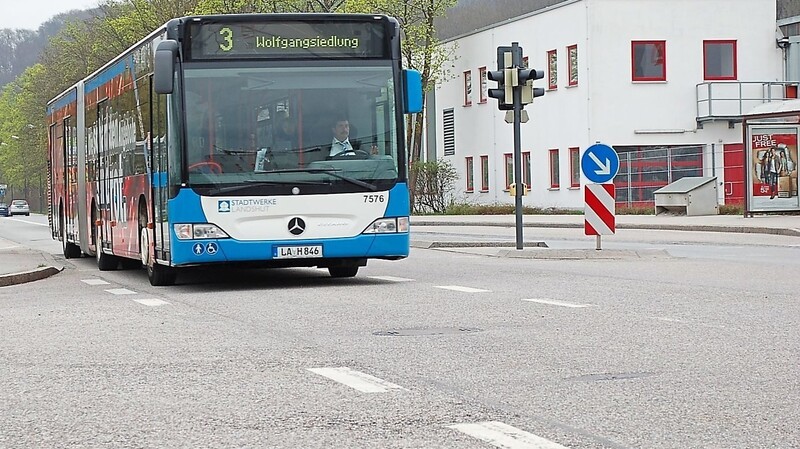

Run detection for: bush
[[410, 159, 458, 214]]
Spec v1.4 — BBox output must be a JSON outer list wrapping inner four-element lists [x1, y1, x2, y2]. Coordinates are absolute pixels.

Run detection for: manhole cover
[[373, 327, 482, 336]]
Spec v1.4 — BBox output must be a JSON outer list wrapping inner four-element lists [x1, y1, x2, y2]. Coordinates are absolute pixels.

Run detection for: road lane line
[[522, 298, 594, 308], [369, 275, 414, 282], [105, 288, 137, 295], [435, 285, 490, 293], [307, 367, 406, 393], [447, 421, 570, 449], [132, 298, 171, 307], [82, 279, 110, 285], [7, 218, 48, 226]]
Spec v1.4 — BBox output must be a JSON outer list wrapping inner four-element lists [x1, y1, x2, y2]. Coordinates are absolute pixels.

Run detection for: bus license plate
[[274, 245, 322, 259]]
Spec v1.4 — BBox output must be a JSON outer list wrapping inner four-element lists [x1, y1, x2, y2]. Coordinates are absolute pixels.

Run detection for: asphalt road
[[1, 217, 798, 448]]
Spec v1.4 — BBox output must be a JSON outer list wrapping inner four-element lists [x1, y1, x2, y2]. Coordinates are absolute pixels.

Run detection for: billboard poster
[[747, 125, 800, 212]]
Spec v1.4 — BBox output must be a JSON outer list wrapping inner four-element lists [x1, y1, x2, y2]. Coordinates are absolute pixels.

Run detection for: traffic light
[[519, 68, 545, 104], [488, 68, 513, 110], [488, 47, 515, 110]]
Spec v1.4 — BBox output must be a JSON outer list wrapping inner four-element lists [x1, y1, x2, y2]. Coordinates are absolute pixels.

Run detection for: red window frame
[[547, 49, 557, 90], [522, 151, 531, 188], [567, 45, 578, 86], [549, 148, 560, 188], [480, 155, 489, 191], [465, 156, 474, 192], [463, 70, 472, 106], [503, 153, 513, 188], [569, 147, 580, 187], [478, 66, 488, 103], [631, 40, 666, 82], [703, 40, 737, 80]]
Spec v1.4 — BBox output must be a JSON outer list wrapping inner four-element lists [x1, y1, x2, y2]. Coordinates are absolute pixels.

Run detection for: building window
[[522, 151, 531, 188], [569, 147, 580, 187], [547, 49, 557, 90], [479, 66, 488, 103], [465, 156, 474, 192], [632, 40, 666, 81], [567, 45, 578, 86], [463, 70, 472, 106], [549, 148, 560, 188], [480, 155, 489, 191], [443, 108, 455, 156], [504, 153, 513, 188], [704, 40, 737, 80]]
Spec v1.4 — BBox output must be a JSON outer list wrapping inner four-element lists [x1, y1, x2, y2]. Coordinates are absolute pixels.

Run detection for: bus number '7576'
[[363, 194, 385, 203]]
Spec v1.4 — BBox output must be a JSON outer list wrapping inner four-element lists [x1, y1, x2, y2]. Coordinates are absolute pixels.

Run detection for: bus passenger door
[[150, 78, 170, 261], [96, 101, 113, 251]]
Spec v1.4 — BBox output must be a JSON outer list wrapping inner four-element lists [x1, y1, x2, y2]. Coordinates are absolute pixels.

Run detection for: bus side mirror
[[402, 69, 423, 114], [154, 40, 179, 94]]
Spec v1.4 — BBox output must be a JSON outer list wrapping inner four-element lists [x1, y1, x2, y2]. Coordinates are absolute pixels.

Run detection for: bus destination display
[[189, 21, 386, 59]]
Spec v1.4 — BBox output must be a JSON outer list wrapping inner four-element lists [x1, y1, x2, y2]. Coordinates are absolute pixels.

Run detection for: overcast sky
[[0, 0, 99, 30]]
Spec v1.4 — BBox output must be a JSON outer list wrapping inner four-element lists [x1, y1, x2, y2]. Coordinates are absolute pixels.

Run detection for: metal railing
[[696, 81, 796, 122]]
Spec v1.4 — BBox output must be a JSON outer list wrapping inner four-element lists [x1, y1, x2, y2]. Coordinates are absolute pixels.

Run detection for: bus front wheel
[[328, 265, 359, 278], [140, 226, 176, 286]]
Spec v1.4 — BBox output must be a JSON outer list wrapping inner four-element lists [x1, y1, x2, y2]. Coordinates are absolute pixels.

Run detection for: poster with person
[[748, 126, 799, 211]]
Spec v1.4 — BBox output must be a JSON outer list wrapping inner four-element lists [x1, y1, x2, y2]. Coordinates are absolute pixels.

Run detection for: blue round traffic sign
[[581, 143, 620, 183]]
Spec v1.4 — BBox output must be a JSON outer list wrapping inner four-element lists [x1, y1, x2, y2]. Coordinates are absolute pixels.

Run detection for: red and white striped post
[[584, 183, 615, 250]]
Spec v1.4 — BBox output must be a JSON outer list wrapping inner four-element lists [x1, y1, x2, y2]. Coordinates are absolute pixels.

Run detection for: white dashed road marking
[[82, 279, 110, 285], [132, 298, 171, 307], [447, 421, 570, 449], [521, 298, 594, 308], [105, 288, 137, 295], [307, 367, 406, 393], [435, 285, 490, 293], [368, 275, 414, 282]]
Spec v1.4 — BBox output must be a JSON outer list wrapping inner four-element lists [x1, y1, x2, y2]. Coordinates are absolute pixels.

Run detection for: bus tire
[[148, 262, 176, 286], [328, 265, 359, 278], [140, 226, 176, 286], [95, 227, 119, 271]]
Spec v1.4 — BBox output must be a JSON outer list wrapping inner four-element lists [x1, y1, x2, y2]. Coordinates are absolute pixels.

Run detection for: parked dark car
[[0, 203, 8, 217]]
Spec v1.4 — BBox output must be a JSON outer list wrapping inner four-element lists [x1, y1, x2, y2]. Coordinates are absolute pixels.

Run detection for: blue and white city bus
[[48, 14, 422, 286]]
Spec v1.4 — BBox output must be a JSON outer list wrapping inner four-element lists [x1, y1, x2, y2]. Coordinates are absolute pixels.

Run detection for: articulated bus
[[47, 14, 423, 286]]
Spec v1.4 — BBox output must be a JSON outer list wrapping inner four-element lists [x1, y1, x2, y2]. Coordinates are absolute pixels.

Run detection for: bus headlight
[[174, 223, 230, 240], [362, 217, 409, 234]]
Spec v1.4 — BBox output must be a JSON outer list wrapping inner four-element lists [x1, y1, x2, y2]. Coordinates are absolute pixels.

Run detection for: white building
[[431, 0, 791, 209]]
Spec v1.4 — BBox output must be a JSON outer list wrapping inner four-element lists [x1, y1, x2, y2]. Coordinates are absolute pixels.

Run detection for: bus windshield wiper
[[257, 168, 378, 191]]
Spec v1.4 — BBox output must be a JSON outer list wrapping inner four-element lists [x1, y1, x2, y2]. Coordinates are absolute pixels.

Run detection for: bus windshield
[[183, 63, 400, 194]]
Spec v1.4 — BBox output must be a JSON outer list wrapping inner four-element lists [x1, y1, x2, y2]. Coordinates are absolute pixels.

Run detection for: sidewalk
[[0, 236, 63, 288], [1, 213, 798, 286], [411, 213, 800, 237]]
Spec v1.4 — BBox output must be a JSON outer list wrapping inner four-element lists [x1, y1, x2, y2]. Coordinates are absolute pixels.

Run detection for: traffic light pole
[[511, 42, 524, 250], [487, 42, 545, 250]]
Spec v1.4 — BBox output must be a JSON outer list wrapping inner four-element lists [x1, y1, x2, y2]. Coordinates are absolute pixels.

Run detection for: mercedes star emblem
[[288, 217, 306, 235]]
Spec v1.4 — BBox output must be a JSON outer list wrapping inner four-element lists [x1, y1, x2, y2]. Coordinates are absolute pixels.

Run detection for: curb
[[410, 220, 800, 237], [0, 265, 64, 287]]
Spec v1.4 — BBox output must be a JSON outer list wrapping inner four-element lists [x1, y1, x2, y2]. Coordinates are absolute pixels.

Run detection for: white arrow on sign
[[588, 152, 611, 176]]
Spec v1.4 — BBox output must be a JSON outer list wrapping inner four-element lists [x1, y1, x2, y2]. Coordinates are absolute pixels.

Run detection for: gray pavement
[[1, 212, 798, 286], [0, 235, 63, 287]]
